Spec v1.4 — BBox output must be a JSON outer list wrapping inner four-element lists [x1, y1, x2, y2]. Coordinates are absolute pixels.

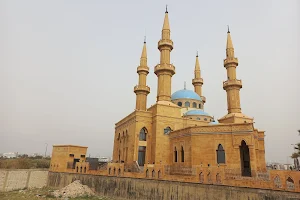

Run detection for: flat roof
[[52, 144, 88, 148]]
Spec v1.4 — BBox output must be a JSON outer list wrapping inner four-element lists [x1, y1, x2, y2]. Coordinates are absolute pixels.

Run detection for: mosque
[[50, 8, 299, 192], [112, 8, 266, 177]]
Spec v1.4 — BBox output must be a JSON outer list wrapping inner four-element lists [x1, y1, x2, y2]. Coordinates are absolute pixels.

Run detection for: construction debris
[[52, 180, 95, 198]]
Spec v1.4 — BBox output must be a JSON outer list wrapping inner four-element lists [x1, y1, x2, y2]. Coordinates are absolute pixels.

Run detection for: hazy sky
[[0, 1, 299, 163]]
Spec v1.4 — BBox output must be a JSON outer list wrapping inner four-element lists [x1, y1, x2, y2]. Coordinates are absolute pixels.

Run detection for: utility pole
[[44, 143, 48, 158]]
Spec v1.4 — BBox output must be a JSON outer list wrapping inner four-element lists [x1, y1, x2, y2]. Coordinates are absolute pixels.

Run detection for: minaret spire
[[154, 7, 175, 102], [223, 28, 242, 114], [192, 52, 206, 104], [134, 39, 150, 110]]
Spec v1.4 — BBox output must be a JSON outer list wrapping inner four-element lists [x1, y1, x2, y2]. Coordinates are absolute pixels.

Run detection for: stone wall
[[48, 172, 300, 200], [0, 169, 48, 191]]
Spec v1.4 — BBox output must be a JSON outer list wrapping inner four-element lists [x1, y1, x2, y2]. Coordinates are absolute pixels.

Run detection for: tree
[[291, 152, 299, 170], [295, 143, 300, 155]]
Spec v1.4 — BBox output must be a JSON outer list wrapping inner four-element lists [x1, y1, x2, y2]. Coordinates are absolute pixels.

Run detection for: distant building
[[98, 157, 111, 162], [3, 152, 18, 158]]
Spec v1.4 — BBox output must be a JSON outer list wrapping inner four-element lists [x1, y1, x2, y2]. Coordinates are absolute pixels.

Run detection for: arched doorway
[[138, 128, 147, 166], [240, 140, 251, 177]]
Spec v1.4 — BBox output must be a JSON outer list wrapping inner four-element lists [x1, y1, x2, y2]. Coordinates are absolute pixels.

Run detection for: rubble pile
[[52, 180, 95, 198]]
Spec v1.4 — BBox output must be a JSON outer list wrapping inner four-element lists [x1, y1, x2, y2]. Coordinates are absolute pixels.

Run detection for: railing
[[165, 165, 196, 176], [158, 39, 173, 48], [154, 64, 175, 74], [134, 85, 150, 93], [223, 79, 242, 88]]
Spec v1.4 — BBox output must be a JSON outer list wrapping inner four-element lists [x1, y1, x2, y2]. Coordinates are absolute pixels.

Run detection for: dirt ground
[[0, 188, 115, 200]]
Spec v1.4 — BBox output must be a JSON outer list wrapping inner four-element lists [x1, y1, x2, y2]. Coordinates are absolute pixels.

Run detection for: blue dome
[[171, 89, 201, 101], [185, 110, 210, 116]]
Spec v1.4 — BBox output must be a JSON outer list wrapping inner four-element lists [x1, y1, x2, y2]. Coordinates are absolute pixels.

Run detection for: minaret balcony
[[223, 79, 242, 89], [192, 78, 203, 85], [223, 57, 238, 67], [134, 85, 150, 94], [137, 66, 149, 74], [200, 96, 206, 103], [154, 63, 175, 75], [158, 39, 173, 50]]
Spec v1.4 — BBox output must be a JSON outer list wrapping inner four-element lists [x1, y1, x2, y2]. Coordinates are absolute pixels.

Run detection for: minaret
[[154, 6, 175, 102], [192, 52, 206, 103], [223, 28, 242, 113], [134, 39, 150, 111]]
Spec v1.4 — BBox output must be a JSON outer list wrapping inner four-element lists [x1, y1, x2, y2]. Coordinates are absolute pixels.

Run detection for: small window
[[181, 146, 184, 162], [164, 127, 172, 135], [184, 101, 190, 107], [69, 154, 74, 157], [177, 102, 182, 107], [192, 102, 197, 108], [196, 117, 200, 120], [199, 104, 202, 109], [81, 155, 85, 158], [174, 147, 178, 162], [204, 118, 207, 121]]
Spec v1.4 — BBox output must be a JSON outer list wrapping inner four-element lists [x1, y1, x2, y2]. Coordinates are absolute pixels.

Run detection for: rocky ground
[[0, 180, 115, 200]]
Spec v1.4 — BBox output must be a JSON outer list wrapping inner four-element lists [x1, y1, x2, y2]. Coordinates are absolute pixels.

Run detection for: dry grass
[[0, 158, 50, 169], [0, 188, 115, 200]]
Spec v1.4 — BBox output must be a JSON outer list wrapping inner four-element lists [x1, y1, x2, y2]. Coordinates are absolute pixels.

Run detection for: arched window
[[152, 170, 155, 178], [217, 144, 225, 164], [118, 133, 120, 140], [164, 127, 172, 135], [204, 118, 207, 121], [158, 170, 161, 179], [108, 168, 111, 175], [113, 168, 116, 175], [192, 102, 197, 108], [174, 147, 178, 162], [199, 104, 202, 109], [181, 146, 184, 162], [139, 127, 147, 141], [196, 117, 200, 120], [199, 172, 204, 183], [286, 177, 295, 190], [146, 169, 149, 178], [80, 166, 82, 173], [118, 168, 121, 176], [216, 173, 221, 184], [207, 172, 212, 183], [274, 176, 281, 188], [177, 102, 182, 107], [184, 101, 190, 107], [76, 166, 78, 173], [84, 167, 86, 173]]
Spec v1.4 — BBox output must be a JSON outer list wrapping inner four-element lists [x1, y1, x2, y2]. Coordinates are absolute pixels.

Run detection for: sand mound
[[52, 180, 95, 198]]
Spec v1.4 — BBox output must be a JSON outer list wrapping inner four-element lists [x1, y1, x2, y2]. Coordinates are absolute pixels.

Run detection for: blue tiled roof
[[171, 89, 202, 101], [185, 109, 210, 116]]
